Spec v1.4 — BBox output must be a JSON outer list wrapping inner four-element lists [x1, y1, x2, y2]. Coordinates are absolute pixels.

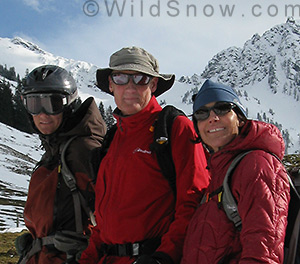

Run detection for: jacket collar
[[113, 96, 162, 134], [208, 120, 285, 169]]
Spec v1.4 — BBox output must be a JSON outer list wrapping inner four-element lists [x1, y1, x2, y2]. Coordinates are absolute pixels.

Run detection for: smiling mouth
[[208, 128, 225, 133], [40, 121, 51, 125]]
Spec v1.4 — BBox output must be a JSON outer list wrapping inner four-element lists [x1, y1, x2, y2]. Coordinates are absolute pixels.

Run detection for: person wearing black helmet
[[21, 65, 79, 135], [15, 65, 107, 264]]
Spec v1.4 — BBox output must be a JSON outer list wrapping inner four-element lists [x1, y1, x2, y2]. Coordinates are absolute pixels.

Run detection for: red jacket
[[23, 98, 106, 263], [181, 120, 290, 264], [80, 97, 210, 264]]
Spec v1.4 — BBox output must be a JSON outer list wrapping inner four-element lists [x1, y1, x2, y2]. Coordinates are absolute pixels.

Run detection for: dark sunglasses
[[110, 73, 152, 86], [22, 93, 68, 115], [194, 102, 236, 121]]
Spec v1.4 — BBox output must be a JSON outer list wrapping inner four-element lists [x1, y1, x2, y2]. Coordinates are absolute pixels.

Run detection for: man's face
[[108, 70, 158, 116], [32, 112, 63, 135]]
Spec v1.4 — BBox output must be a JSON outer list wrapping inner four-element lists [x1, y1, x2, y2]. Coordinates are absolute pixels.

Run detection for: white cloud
[[23, 0, 41, 11], [22, 0, 56, 12]]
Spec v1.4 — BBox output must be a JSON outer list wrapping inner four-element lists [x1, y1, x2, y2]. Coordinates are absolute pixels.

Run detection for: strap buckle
[[116, 243, 140, 256], [132, 243, 140, 256]]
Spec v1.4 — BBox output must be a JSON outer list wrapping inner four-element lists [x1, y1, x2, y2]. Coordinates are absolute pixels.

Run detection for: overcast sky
[[1, 0, 300, 77]]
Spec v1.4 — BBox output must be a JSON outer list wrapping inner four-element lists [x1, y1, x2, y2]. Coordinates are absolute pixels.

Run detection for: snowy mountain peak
[[0, 19, 299, 155], [198, 18, 300, 98], [287, 16, 296, 24], [11, 37, 46, 56], [0, 19, 300, 230], [178, 19, 300, 153]]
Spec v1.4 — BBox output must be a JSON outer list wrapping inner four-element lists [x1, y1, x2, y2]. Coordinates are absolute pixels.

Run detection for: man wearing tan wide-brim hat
[[80, 46, 210, 264]]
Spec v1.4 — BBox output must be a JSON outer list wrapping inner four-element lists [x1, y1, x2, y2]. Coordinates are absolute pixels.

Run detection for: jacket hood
[[60, 97, 105, 139], [213, 120, 285, 160], [39, 97, 106, 163]]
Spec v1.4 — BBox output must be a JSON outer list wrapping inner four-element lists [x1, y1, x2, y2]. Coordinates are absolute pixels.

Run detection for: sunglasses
[[194, 102, 236, 121], [110, 73, 152, 86], [22, 93, 68, 115]]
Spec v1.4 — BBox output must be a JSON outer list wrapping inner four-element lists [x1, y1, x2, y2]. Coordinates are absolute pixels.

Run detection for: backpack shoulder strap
[[153, 105, 186, 143], [222, 150, 253, 231], [59, 136, 79, 191], [59, 136, 96, 231], [150, 105, 185, 199], [222, 150, 294, 230], [222, 150, 300, 264]]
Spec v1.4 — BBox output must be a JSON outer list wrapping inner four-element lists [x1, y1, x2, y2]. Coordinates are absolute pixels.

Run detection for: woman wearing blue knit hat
[[181, 80, 290, 263]]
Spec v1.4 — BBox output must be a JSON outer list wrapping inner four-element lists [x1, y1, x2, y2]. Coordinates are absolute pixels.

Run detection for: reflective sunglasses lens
[[194, 109, 210, 121], [214, 103, 234, 115], [25, 94, 65, 115], [25, 96, 42, 115], [194, 103, 234, 121], [111, 73, 129, 85], [49, 95, 64, 113], [133, 74, 151, 85], [111, 73, 151, 85]]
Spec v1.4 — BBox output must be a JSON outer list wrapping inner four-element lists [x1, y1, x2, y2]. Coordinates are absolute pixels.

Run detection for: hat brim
[[96, 66, 175, 97]]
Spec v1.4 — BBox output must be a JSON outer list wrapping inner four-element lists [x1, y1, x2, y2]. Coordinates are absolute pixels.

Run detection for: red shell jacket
[[181, 120, 290, 264], [79, 96, 210, 264], [23, 98, 106, 263]]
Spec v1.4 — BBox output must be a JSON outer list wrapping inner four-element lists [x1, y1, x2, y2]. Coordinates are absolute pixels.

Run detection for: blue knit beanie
[[193, 80, 247, 118]]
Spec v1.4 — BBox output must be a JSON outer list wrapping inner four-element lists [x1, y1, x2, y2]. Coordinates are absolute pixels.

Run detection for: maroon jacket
[[23, 98, 106, 263], [181, 120, 290, 264], [80, 97, 210, 264]]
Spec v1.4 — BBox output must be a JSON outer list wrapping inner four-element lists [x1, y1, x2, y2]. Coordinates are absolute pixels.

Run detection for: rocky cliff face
[[179, 18, 300, 153]]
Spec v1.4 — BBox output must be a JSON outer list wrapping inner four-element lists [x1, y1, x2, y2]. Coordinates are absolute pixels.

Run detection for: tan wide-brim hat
[[96, 46, 175, 97]]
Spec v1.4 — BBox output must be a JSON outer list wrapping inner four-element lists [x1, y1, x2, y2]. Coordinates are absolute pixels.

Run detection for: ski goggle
[[110, 73, 152, 86], [194, 102, 236, 121], [22, 93, 68, 115]]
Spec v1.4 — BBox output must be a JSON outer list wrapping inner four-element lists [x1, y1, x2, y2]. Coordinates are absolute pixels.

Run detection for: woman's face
[[196, 102, 244, 152]]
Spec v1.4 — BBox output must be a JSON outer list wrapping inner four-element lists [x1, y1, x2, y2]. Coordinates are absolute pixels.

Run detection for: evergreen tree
[[0, 78, 14, 127], [263, 112, 267, 121], [256, 113, 262, 121], [0, 64, 18, 81], [24, 68, 29, 79], [268, 57, 278, 94], [12, 83, 33, 133], [105, 106, 115, 129], [98, 102, 106, 122], [282, 129, 290, 154], [8, 67, 17, 81], [159, 99, 166, 106]]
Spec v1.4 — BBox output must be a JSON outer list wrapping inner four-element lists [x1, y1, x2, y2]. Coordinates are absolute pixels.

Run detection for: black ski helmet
[[22, 65, 78, 104]]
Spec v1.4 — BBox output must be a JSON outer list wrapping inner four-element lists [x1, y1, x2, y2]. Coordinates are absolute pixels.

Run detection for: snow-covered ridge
[[1, 19, 299, 154], [11, 37, 47, 55], [197, 17, 300, 96], [0, 123, 42, 231], [0, 18, 299, 230], [179, 18, 300, 154]]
